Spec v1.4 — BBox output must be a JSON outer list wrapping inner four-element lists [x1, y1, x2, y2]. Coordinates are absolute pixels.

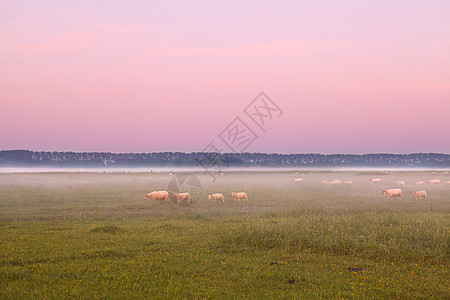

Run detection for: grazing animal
[[382, 189, 402, 198], [369, 178, 382, 183], [208, 193, 224, 202], [344, 181, 353, 184], [144, 191, 169, 202], [321, 180, 328, 184], [171, 192, 191, 204], [396, 181, 406, 186], [293, 178, 303, 182], [329, 180, 342, 185], [231, 192, 249, 201], [413, 191, 427, 199], [415, 181, 424, 185], [446, 181, 450, 185], [429, 179, 440, 185]]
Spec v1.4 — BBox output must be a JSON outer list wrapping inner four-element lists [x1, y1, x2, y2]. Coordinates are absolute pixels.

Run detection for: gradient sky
[[1, 0, 449, 154]]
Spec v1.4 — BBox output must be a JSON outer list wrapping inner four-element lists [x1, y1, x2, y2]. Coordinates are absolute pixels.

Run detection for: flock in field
[[143, 171, 449, 205], [308, 176, 448, 199], [144, 190, 248, 204]]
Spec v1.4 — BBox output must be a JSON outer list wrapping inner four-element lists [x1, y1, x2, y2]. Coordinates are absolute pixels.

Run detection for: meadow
[[0, 170, 448, 299]]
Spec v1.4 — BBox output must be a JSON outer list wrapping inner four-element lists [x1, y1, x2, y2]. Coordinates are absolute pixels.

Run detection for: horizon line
[[1, 149, 449, 156]]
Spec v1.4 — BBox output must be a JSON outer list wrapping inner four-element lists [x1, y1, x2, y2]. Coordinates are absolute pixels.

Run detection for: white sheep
[[144, 191, 169, 202], [329, 180, 342, 185], [208, 193, 224, 202], [382, 189, 402, 198], [171, 192, 191, 204], [231, 192, 249, 201], [412, 191, 427, 199]]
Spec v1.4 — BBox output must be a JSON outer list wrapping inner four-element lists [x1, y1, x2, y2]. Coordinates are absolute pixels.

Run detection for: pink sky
[[1, 0, 449, 154]]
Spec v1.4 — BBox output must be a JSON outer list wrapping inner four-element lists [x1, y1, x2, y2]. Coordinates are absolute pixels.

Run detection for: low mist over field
[[1, 170, 449, 220]]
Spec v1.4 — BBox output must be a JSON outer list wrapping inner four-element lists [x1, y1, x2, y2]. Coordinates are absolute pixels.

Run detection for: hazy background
[[1, 0, 449, 154]]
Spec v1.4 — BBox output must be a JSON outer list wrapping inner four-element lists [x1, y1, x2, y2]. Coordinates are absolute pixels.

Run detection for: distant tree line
[[0, 150, 449, 168]]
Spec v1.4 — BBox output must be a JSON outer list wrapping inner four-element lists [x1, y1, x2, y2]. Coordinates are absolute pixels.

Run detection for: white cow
[[429, 179, 440, 185], [396, 181, 406, 186], [293, 178, 303, 182], [369, 178, 382, 183], [415, 181, 424, 185]]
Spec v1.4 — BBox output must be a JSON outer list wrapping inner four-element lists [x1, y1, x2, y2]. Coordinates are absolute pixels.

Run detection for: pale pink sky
[[1, 0, 449, 154]]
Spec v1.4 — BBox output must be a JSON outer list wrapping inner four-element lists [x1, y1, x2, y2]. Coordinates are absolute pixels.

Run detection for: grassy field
[[0, 170, 448, 299]]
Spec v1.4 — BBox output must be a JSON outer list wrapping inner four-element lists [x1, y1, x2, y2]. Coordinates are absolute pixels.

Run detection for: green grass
[[0, 171, 449, 298]]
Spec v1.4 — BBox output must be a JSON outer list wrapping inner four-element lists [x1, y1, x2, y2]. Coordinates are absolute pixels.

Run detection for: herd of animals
[[144, 172, 449, 204], [311, 177, 448, 199], [143, 191, 246, 204]]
